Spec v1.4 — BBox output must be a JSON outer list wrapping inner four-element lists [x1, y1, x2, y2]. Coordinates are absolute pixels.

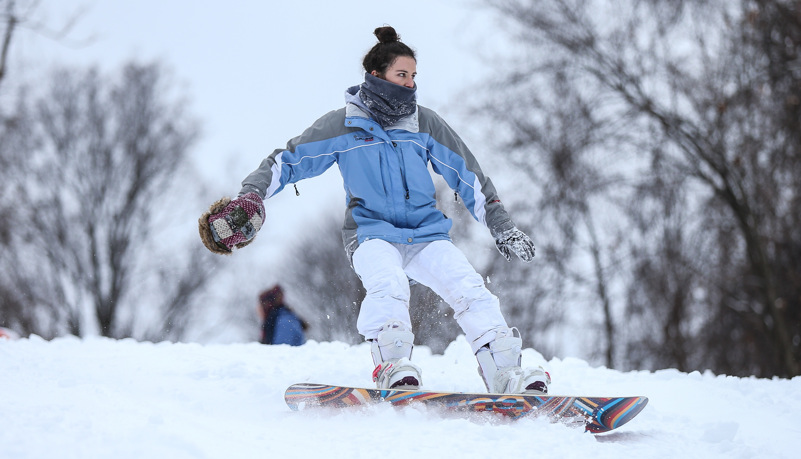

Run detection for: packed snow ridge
[[1, 335, 798, 458]]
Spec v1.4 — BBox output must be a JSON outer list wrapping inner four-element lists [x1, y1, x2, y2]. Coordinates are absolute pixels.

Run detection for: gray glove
[[495, 227, 535, 262]]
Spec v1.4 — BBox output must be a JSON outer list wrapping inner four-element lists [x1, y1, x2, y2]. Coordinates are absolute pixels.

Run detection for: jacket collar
[[344, 86, 419, 133]]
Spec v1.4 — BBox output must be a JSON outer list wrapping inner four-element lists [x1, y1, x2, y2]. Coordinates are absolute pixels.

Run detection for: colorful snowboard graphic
[[285, 383, 648, 433]]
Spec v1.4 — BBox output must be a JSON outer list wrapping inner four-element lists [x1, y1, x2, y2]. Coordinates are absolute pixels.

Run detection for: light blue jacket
[[271, 308, 306, 346], [240, 97, 515, 256]]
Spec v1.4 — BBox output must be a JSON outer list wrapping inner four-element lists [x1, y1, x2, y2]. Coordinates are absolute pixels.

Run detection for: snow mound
[[1, 336, 798, 458]]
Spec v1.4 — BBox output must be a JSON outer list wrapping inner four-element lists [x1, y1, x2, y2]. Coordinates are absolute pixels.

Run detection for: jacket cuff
[[239, 184, 264, 199], [490, 220, 515, 239]]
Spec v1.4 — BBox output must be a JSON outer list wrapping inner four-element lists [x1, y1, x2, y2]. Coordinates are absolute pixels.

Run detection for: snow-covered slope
[[1, 336, 797, 458]]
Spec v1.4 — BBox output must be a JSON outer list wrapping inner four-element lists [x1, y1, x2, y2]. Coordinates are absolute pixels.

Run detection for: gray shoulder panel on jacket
[[285, 107, 352, 152]]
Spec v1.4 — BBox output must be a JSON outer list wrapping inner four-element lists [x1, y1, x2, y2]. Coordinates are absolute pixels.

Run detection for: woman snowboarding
[[199, 26, 550, 394]]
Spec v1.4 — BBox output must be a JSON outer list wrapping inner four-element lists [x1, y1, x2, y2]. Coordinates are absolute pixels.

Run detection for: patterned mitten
[[198, 192, 265, 254], [494, 227, 535, 262]]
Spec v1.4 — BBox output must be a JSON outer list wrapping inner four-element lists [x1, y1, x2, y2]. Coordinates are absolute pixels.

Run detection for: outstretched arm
[[199, 109, 350, 254]]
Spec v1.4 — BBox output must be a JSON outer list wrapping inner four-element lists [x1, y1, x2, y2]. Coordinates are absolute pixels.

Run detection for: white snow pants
[[352, 238, 509, 353]]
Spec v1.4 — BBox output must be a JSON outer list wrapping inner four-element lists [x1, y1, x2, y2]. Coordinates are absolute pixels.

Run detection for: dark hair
[[362, 26, 416, 76], [259, 285, 283, 306]]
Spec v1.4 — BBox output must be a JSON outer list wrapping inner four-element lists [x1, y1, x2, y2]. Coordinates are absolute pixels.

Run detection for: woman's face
[[373, 55, 417, 88]]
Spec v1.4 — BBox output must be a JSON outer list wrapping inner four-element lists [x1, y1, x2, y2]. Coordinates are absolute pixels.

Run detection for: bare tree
[[482, 0, 801, 376], [468, 34, 633, 367], [1, 0, 90, 89], [0, 61, 211, 339], [0, 0, 17, 86]]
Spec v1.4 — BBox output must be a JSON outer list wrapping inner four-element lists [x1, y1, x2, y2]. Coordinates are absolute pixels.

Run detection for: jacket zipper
[[392, 141, 410, 200]]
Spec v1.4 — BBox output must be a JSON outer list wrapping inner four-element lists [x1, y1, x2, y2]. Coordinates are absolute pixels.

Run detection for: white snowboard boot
[[476, 327, 550, 394], [370, 320, 422, 390]]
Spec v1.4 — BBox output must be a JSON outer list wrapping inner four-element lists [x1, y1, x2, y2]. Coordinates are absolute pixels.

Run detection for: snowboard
[[284, 383, 648, 433]]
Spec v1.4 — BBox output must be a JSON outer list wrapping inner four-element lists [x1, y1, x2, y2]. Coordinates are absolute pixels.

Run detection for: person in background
[[258, 285, 307, 346]]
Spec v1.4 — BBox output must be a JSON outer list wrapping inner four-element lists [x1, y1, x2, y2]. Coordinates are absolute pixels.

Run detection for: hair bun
[[374, 26, 400, 44]]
